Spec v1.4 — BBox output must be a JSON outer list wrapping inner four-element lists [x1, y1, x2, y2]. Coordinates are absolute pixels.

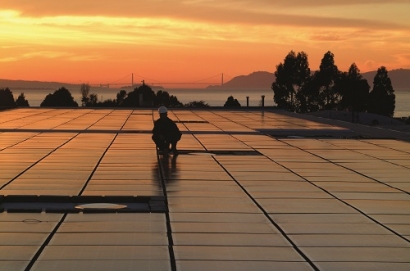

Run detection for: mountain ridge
[[0, 79, 78, 90], [362, 68, 410, 89], [207, 71, 274, 89]]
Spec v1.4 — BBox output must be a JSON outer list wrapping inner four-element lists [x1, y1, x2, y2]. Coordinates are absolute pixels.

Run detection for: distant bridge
[[90, 73, 232, 88], [90, 84, 110, 88]]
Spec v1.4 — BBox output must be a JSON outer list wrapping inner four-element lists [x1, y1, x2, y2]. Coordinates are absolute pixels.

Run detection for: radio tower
[[221, 73, 224, 86]]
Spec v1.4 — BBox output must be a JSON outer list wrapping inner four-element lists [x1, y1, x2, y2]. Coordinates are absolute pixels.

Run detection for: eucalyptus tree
[[367, 66, 395, 117], [272, 51, 311, 112], [338, 63, 370, 120], [316, 51, 341, 110], [297, 75, 321, 113]]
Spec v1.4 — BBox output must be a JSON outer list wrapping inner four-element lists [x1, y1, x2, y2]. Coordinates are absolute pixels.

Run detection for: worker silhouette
[[152, 106, 181, 155]]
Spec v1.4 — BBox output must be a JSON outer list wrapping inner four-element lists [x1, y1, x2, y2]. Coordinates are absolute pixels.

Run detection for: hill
[[207, 71, 274, 89], [0, 79, 77, 90], [208, 68, 410, 90], [362, 68, 410, 89]]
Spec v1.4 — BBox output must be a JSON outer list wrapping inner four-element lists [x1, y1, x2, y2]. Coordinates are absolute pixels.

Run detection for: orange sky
[[1, 0, 410, 88]]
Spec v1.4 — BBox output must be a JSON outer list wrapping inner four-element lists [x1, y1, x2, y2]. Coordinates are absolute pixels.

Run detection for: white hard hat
[[158, 106, 168, 114]]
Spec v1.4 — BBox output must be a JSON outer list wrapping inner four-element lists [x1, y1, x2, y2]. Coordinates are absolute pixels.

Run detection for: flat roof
[[1, 108, 409, 270]]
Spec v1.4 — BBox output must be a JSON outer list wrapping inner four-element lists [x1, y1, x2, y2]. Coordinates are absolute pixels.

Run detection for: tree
[[224, 96, 241, 107], [316, 51, 341, 110], [15, 93, 30, 107], [116, 90, 127, 106], [40, 87, 78, 107], [184, 100, 210, 107], [81, 88, 183, 108], [123, 83, 155, 107], [0, 88, 16, 107], [80, 84, 91, 107], [123, 90, 139, 107], [367, 66, 395, 117], [339, 63, 370, 118], [98, 99, 117, 107], [89, 93, 99, 106], [155, 90, 183, 108], [272, 51, 310, 111], [297, 75, 321, 113]]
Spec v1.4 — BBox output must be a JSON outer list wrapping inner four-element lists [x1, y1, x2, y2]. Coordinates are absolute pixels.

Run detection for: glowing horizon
[[1, 1, 409, 88]]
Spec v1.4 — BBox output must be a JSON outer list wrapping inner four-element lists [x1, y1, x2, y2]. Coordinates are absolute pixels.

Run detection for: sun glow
[[1, 1, 410, 85]]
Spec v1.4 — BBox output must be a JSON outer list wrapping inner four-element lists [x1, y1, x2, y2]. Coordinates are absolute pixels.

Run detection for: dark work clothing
[[152, 116, 181, 151]]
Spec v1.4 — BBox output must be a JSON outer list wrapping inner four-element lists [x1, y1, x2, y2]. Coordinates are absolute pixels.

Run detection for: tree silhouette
[[116, 90, 127, 106], [123, 83, 155, 107], [80, 87, 184, 108], [272, 51, 310, 111], [98, 99, 116, 107], [154, 90, 183, 108], [367, 66, 395, 117], [224, 96, 241, 107], [316, 51, 341, 110], [271, 51, 397, 116], [88, 93, 99, 107], [184, 100, 210, 107], [15, 93, 30, 107], [40, 87, 78, 107], [0, 88, 16, 107], [123, 90, 139, 107], [80, 84, 91, 107], [340, 63, 370, 109], [297, 76, 321, 113]]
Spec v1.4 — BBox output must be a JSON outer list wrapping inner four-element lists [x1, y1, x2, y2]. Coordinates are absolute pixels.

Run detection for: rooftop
[[1, 108, 409, 271]]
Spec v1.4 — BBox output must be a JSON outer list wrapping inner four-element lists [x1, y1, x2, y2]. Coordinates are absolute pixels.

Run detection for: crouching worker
[[152, 106, 182, 155]]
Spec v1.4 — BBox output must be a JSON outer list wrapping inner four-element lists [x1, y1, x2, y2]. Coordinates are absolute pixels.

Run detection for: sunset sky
[[1, 0, 410, 88]]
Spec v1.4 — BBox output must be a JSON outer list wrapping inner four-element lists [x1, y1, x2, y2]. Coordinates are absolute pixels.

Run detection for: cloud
[[394, 54, 410, 67], [0, 50, 69, 62], [2, 0, 409, 30], [362, 60, 380, 71], [4, 0, 409, 14], [310, 33, 344, 42], [397, 54, 410, 61], [358, 53, 410, 72], [232, 0, 410, 8], [65, 54, 104, 62], [2, 6, 408, 54], [0, 47, 105, 71], [1, 0, 409, 81]]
